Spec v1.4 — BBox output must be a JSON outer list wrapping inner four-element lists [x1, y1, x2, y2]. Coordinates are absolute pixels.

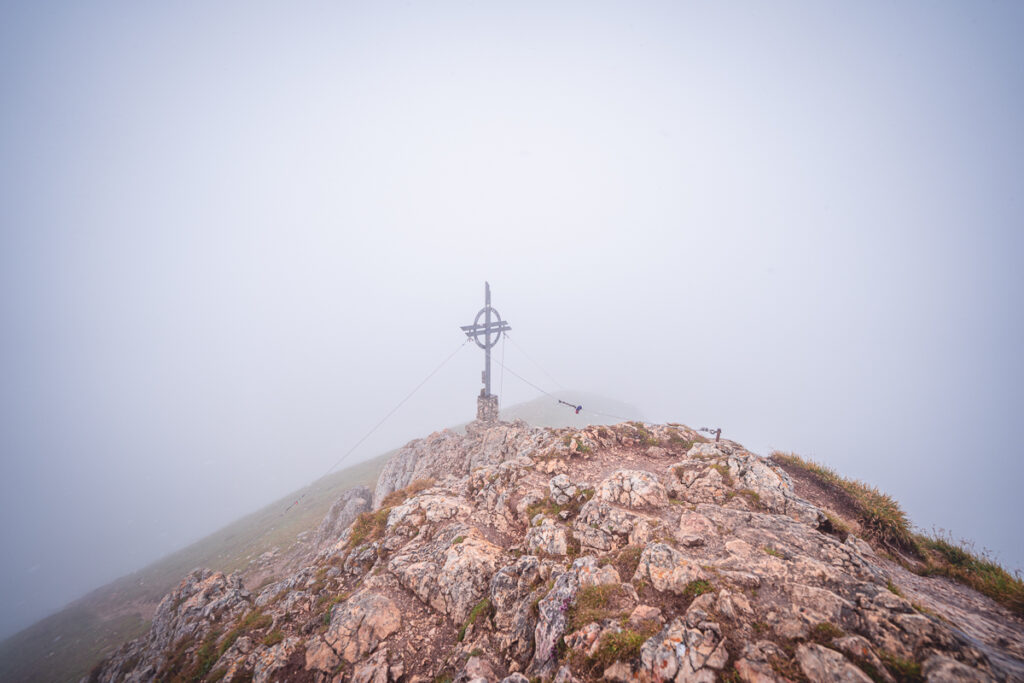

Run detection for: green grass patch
[[683, 579, 714, 598], [566, 530, 581, 559], [261, 629, 284, 647], [763, 546, 783, 558], [562, 434, 592, 454], [821, 511, 851, 540], [348, 508, 391, 547], [808, 622, 845, 644], [628, 422, 661, 447], [457, 598, 493, 642], [316, 592, 350, 629], [586, 623, 660, 671], [569, 584, 623, 631], [196, 629, 222, 676]]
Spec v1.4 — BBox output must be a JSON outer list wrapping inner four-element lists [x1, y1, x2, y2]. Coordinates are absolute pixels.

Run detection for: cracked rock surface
[[91, 420, 1024, 682]]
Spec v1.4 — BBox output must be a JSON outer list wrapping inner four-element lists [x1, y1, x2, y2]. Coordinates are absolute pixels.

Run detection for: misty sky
[[2, 1, 1023, 640]]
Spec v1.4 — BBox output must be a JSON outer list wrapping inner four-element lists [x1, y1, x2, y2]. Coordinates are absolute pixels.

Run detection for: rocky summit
[[90, 420, 1024, 682]]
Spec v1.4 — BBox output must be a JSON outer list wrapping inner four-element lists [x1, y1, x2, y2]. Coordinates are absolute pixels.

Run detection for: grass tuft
[[586, 624, 659, 671], [261, 629, 284, 647], [808, 622, 845, 644], [879, 651, 923, 682], [771, 451, 1024, 617], [348, 508, 390, 547], [599, 545, 644, 582], [683, 579, 714, 598], [218, 610, 272, 658], [709, 463, 733, 486], [380, 478, 436, 508], [770, 451, 915, 551], [915, 533, 1024, 616], [629, 422, 660, 447], [457, 598, 493, 642], [568, 584, 624, 631]]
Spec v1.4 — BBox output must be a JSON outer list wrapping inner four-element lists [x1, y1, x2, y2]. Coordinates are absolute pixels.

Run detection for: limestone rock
[[88, 419, 1021, 683], [634, 543, 706, 592], [315, 485, 372, 550], [574, 500, 657, 551], [374, 421, 543, 507], [528, 560, 581, 676], [490, 555, 542, 630], [595, 470, 668, 508], [305, 635, 341, 673], [575, 556, 620, 588], [389, 526, 504, 623], [456, 655, 499, 683], [526, 519, 569, 556], [675, 511, 715, 547], [325, 592, 401, 662], [549, 474, 578, 505], [796, 643, 873, 683], [352, 649, 392, 683], [922, 654, 990, 682], [252, 636, 302, 683]]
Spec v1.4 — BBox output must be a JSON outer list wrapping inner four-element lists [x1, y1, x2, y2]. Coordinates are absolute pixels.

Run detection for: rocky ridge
[[91, 420, 1024, 682]]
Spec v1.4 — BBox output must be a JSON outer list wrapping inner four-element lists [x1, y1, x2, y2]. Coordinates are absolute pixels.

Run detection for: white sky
[[1, 1, 1022, 639]]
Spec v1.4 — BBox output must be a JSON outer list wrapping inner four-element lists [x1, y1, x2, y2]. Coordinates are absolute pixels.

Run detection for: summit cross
[[460, 282, 511, 421]]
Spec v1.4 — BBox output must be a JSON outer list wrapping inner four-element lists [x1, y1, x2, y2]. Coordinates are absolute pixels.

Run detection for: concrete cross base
[[476, 394, 499, 423]]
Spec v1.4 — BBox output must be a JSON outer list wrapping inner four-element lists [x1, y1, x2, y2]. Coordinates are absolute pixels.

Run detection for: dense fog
[[1, 1, 1022, 640]]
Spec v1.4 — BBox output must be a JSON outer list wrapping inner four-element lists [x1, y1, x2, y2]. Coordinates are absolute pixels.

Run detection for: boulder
[[389, 526, 505, 623], [595, 470, 668, 508], [305, 635, 341, 673], [634, 543, 706, 592], [324, 592, 401, 662]]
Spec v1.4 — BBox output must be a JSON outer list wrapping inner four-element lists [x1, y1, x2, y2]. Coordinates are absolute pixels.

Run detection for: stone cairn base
[[476, 394, 499, 423]]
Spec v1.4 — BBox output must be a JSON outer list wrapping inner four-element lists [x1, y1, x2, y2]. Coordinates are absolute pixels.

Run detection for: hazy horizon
[[2, 1, 1022, 642]]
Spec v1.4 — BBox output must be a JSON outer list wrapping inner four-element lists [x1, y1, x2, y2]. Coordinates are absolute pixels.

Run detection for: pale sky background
[[1, 1, 1022, 640]]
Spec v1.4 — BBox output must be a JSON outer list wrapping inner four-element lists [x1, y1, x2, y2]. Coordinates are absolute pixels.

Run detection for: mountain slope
[[0, 453, 391, 683], [0, 394, 623, 682], [91, 419, 1024, 682]]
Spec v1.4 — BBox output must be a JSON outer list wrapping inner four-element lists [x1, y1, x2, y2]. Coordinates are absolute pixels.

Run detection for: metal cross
[[460, 282, 511, 397]]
